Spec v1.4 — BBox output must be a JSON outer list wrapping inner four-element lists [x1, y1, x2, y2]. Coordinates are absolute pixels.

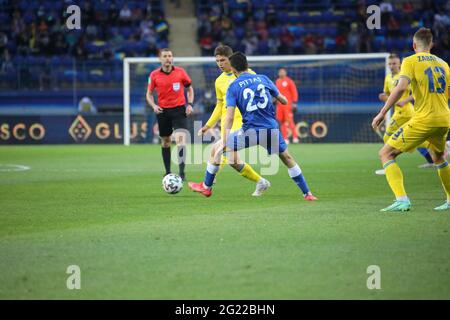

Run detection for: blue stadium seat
[[19, 0, 38, 10], [228, 0, 249, 10], [257, 41, 270, 55], [0, 12, 10, 24], [231, 10, 246, 24], [113, 70, 123, 82], [45, 0, 63, 10], [120, 27, 134, 39], [60, 56, 75, 67], [288, 25, 304, 38], [250, 0, 271, 8], [287, 12, 302, 24], [234, 27, 245, 39], [88, 69, 110, 83], [268, 26, 281, 37]]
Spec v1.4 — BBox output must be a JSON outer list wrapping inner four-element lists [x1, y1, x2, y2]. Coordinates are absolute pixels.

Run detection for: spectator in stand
[[433, 10, 450, 37], [267, 34, 280, 55], [222, 29, 238, 49], [359, 31, 372, 53], [387, 15, 401, 37], [335, 34, 347, 53], [303, 33, 317, 54], [242, 30, 258, 55], [78, 96, 97, 114], [255, 20, 269, 41], [279, 27, 294, 54], [380, 0, 394, 25], [39, 58, 55, 91], [131, 6, 143, 22], [199, 34, 213, 56], [119, 4, 132, 25], [0, 32, 8, 56], [347, 23, 360, 53], [1, 50, 14, 74]]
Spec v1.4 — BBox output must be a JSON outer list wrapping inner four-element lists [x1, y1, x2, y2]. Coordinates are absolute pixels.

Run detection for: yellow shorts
[[387, 120, 449, 153], [384, 115, 411, 142]]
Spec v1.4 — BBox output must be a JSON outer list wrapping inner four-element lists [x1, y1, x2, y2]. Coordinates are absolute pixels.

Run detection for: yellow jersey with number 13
[[399, 53, 450, 127]]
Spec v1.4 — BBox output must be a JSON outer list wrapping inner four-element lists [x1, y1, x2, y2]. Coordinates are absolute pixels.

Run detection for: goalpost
[[123, 53, 390, 146]]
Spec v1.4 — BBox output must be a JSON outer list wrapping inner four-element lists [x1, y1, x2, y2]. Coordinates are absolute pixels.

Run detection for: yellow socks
[[217, 155, 261, 183], [383, 160, 407, 199], [239, 163, 261, 183], [436, 161, 450, 200]]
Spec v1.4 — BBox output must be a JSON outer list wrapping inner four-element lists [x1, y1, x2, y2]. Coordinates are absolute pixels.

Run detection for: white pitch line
[[0, 164, 31, 172]]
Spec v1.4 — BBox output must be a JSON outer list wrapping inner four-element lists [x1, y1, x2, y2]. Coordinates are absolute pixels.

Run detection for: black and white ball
[[162, 174, 183, 194]]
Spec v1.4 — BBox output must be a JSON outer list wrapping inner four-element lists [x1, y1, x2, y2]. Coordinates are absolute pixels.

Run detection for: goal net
[[123, 53, 389, 146]]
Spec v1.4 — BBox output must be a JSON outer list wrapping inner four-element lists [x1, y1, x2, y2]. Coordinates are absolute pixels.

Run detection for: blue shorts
[[226, 128, 287, 155]]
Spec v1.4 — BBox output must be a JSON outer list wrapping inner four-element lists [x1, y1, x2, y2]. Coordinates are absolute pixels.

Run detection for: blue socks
[[417, 148, 433, 164], [204, 162, 220, 188], [288, 164, 310, 195]]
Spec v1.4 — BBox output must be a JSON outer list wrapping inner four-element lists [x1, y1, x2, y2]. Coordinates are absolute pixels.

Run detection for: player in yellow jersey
[[374, 53, 434, 175], [372, 28, 450, 212], [196, 45, 270, 196]]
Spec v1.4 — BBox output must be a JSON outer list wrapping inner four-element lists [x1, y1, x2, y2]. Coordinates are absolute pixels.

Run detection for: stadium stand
[[0, 0, 448, 113], [195, 0, 449, 60], [0, 0, 168, 91]]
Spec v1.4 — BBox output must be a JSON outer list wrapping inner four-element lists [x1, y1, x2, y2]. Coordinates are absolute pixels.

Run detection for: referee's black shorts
[[156, 105, 187, 137]]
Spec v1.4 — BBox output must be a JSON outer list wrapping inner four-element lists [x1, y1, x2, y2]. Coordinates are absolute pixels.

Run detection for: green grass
[[0, 144, 449, 299]]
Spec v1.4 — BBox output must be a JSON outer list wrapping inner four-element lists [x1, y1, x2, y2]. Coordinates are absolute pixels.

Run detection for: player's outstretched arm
[[199, 102, 222, 136], [276, 93, 288, 105]]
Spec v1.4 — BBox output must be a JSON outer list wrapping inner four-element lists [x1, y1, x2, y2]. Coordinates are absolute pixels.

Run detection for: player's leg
[[379, 122, 430, 211], [226, 148, 270, 196], [173, 130, 187, 180], [286, 107, 299, 143], [171, 106, 189, 180], [278, 149, 316, 200], [160, 136, 172, 176], [210, 129, 263, 184], [156, 111, 173, 176], [217, 124, 264, 184], [187, 139, 223, 197], [378, 144, 410, 211], [262, 128, 316, 200], [387, 117, 433, 168], [426, 128, 450, 211], [375, 116, 401, 175], [215, 128, 228, 175], [276, 106, 288, 142]]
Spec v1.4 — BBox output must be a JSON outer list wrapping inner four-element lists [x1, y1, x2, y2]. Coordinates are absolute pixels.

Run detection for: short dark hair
[[158, 48, 172, 56], [214, 45, 233, 57], [414, 28, 433, 47], [388, 53, 400, 60], [229, 52, 248, 72]]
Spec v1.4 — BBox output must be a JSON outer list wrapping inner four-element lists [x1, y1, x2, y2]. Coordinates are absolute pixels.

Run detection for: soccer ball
[[162, 173, 183, 194]]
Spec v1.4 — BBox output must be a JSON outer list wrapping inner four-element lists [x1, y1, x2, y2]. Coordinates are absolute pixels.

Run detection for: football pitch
[[1, 144, 449, 299]]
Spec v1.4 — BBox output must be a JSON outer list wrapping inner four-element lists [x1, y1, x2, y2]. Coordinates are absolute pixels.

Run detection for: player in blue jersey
[[188, 52, 317, 201]]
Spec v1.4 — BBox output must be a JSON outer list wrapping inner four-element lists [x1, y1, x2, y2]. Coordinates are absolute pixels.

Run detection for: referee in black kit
[[146, 48, 194, 181]]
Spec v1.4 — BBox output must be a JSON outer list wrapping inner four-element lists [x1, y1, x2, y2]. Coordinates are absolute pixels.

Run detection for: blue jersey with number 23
[[226, 72, 280, 130]]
